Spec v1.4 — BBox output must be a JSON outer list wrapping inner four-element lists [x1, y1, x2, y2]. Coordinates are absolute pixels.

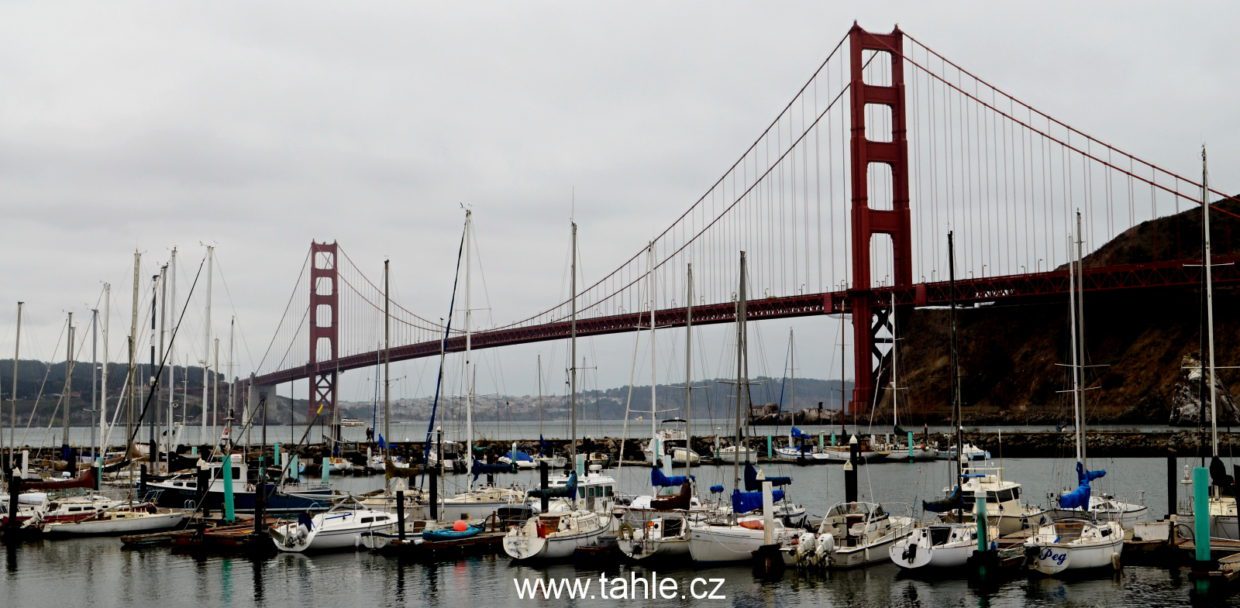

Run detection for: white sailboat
[[271, 503, 399, 553], [442, 210, 527, 521], [688, 252, 796, 564], [503, 220, 610, 561], [42, 503, 187, 537], [1024, 213, 1124, 575]]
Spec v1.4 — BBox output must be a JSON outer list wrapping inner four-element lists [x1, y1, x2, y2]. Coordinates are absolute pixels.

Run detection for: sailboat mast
[[685, 263, 693, 478], [1067, 223, 1082, 463], [167, 248, 176, 459], [149, 272, 158, 460], [383, 259, 391, 482], [733, 251, 748, 491], [99, 290, 107, 457], [790, 329, 796, 422], [1074, 212, 1087, 464], [62, 312, 74, 452], [464, 210, 474, 489], [1203, 147, 1219, 457], [948, 232, 962, 499], [127, 251, 140, 453], [90, 308, 98, 463], [569, 221, 579, 467], [537, 354, 543, 439], [202, 245, 213, 445], [158, 265, 168, 472], [11, 301, 22, 463], [228, 317, 235, 449], [647, 243, 657, 451]]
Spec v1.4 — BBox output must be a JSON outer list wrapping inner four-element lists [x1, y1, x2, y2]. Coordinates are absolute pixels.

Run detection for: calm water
[[3, 458, 1236, 607]]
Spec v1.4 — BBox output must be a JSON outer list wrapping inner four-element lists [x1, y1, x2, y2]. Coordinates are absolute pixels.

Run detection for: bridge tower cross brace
[[309, 241, 339, 426], [847, 24, 912, 417]]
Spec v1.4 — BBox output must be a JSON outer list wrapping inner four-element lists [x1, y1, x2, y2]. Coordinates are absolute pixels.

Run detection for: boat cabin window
[[360, 517, 374, 524]]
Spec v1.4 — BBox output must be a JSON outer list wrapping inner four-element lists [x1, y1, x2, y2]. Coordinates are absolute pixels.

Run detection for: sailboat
[[1173, 147, 1238, 541], [618, 264, 703, 561], [440, 210, 526, 521], [892, 233, 996, 570], [885, 294, 938, 462], [503, 220, 613, 561], [271, 499, 399, 553], [1024, 213, 1124, 575], [688, 252, 795, 564]]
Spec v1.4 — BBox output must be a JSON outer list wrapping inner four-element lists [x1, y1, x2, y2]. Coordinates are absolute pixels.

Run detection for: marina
[[3, 4, 1240, 607]]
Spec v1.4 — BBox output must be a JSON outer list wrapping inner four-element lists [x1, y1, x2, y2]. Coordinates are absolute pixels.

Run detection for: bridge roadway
[[252, 252, 1240, 388]]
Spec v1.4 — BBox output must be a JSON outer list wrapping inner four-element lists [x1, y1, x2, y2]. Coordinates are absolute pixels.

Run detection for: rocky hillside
[[882, 196, 1240, 425]]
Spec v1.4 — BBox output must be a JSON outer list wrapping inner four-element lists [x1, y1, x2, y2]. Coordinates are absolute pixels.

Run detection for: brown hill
[[882, 196, 1240, 425]]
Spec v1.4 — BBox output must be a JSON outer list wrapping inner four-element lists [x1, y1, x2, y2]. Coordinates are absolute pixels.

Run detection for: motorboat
[[788, 501, 914, 569]]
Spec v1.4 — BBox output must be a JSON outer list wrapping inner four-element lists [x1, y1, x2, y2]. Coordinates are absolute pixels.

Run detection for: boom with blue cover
[[528, 471, 577, 500], [744, 463, 791, 491], [923, 485, 964, 513], [471, 460, 516, 481], [732, 488, 785, 514], [651, 467, 694, 488], [791, 427, 810, 439]]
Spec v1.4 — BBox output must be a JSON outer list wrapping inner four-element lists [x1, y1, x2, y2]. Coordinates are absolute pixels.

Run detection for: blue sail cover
[[731, 488, 785, 514], [1076, 461, 1106, 484], [528, 471, 577, 500], [539, 435, 549, 455], [1059, 462, 1105, 509], [744, 463, 791, 491], [471, 460, 516, 481], [923, 485, 964, 513], [505, 450, 534, 463], [791, 427, 810, 439], [709, 484, 725, 494], [651, 467, 694, 488]]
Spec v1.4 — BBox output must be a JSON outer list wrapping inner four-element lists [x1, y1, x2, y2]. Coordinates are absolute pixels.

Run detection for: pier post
[[139, 464, 148, 499], [976, 490, 988, 551], [539, 460, 549, 514], [321, 456, 329, 484], [222, 453, 236, 523], [1166, 456, 1176, 518], [844, 436, 859, 503], [907, 431, 914, 460], [1193, 466, 1210, 563], [197, 464, 210, 518], [273, 443, 281, 467], [5, 474, 19, 538], [94, 457, 102, 492], [765, 435, 772, 459], [428, 464, 438, 521], [253, 466, 265, 536], [396, 490, 406, 541]]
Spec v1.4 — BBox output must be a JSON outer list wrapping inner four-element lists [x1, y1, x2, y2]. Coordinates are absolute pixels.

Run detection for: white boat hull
[[44, 511, 188, 536], [689, 523, 785, 563], [1024, 521, 1123, 574]]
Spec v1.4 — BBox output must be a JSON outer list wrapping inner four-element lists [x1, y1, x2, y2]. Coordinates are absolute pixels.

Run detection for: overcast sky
[[1, 2, 1236, 404]]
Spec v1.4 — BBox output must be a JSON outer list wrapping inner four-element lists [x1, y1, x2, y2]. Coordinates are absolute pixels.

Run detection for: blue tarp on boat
[[791, 427, 811, 439], [731, 488, 785, 514], [651, 467, 694, 488], [744, 463, 791, 490], [709, 484, 724, 494]]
